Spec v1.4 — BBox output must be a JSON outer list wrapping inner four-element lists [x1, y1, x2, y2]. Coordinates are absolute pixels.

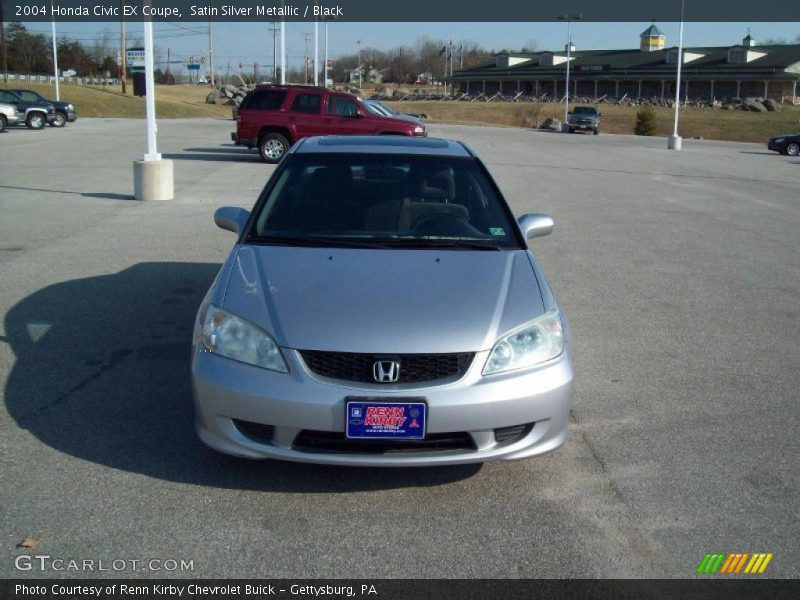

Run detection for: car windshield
[[377, 102, 398, 116], [249, 153, 522, 250], [572, 107, 596, 115], [363, 102, 384, 116]]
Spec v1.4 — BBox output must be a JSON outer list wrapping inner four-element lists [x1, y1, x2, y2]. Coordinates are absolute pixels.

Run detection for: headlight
[[483, 309, 565, 375], [67, 104, 74, 111], [413, 125, 425, 134], [202, 304, 288, 373]]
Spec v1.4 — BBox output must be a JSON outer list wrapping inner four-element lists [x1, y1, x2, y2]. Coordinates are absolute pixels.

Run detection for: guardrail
[[2, 73, 119, 86]]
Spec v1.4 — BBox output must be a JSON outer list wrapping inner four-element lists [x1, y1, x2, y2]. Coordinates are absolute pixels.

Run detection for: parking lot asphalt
[[1, 119, 798, 578]]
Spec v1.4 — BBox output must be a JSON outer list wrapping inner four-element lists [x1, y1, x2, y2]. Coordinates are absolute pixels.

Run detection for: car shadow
[[4, 262, 480, 492], [738, 151, 776, 155]]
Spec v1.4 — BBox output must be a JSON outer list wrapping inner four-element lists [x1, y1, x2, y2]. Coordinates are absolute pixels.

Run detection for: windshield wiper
[[249, 235, 389, 249], [380, 239, 504, 251]]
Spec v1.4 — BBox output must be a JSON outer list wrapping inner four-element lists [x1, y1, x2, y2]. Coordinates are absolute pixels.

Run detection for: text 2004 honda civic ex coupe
[[191, 136, 574, 466]]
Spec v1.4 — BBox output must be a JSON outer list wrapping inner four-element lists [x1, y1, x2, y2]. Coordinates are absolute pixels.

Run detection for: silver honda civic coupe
[[191, 136, 574, 466]]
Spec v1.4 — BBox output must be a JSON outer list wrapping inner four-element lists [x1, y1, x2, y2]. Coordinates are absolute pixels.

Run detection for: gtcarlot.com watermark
[[15, 555, 194, 572]]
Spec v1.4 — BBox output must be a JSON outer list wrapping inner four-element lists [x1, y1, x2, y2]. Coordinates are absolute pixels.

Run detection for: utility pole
[[302, 32, 310, 84], [207, 2, 215, 87], [120, 3, 127, 94], [357, 40, 362, 90], [0, 2, 8, 83], [166, 48, 170, 83]]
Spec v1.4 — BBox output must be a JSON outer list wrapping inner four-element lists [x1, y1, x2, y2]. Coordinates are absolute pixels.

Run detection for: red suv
[[232, 85, 427, 162]]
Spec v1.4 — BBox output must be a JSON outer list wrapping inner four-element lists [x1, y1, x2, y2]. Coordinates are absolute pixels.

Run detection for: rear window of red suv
[[242, 89, 287, 111]]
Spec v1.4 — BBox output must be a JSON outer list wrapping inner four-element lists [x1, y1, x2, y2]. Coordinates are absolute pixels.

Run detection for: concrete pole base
[[133, 159, 174, 201], [667, 135, 682, 150]]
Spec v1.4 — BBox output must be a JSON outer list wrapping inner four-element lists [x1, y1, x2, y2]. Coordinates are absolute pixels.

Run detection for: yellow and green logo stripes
[[697, 552, 774, 574]]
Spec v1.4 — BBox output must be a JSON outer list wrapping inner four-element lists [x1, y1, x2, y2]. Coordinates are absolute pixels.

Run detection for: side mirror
[[517, 213, 555, 239], [214, 206, 250, 235]]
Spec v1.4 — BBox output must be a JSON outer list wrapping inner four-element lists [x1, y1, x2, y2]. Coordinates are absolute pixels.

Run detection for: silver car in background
[[192, 136, 573, 466]]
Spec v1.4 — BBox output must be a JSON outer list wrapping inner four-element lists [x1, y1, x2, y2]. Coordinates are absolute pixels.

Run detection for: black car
[[767, 133, 800, 156], [0, 89, 56, 129], [14, 89, 76, 127]]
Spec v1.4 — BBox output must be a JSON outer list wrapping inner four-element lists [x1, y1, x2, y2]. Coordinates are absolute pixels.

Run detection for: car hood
[[221, 246, 544, 354], [387, 113, 422, 125]]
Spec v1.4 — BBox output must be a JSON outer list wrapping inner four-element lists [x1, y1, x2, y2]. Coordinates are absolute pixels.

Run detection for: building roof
[[641, 25, 665, 37], [452, 43, 800, 81]]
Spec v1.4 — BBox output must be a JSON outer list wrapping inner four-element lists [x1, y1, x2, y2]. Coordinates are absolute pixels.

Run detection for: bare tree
[[521, 38, 539, 52]]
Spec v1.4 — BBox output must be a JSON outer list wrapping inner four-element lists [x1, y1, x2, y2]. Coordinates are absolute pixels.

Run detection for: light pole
[[324, 20, 329, 87], [313, 5, 319, 86], [557, 12, 581, 129], [668, 0, 686, 150], [50, 1, 59, 100], [133, 0, 173, 202], [280, 17, 286, 84]]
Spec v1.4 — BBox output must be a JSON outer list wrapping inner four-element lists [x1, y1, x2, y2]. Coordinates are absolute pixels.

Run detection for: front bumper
[[192, 345, 573, 466], [568, 121, 597, 130], [66, 111, 77, 122], [767, 141, 784, 153]]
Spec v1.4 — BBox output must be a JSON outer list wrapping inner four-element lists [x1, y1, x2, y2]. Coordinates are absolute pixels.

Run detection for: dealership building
[[450, 27, 800, 103]]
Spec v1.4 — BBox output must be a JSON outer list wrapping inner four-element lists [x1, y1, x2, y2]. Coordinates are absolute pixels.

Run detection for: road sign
[[187, 64, 201, 71], [126, 49, 145, 68]]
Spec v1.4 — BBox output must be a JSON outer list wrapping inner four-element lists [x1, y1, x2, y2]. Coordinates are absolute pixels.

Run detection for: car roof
[[293, 136, 473, 157]]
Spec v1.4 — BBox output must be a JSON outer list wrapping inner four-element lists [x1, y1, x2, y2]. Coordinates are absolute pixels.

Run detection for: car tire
[[0, 115, 6, 133], [51, 111, 67, 127], [567, 127, 574, 134], [593, 128, 599, 135], [258, 133, 289, 163], [26, 112, 46, 130], [786, 142, 800, 156]]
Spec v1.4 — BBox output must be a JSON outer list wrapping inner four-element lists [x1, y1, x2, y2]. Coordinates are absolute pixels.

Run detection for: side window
[[327, 96, 359, 117], [0, 91, 16, 103], [290, 93, 322, 114], [245, 90, 287, 111], [19, 91, 38, 102]]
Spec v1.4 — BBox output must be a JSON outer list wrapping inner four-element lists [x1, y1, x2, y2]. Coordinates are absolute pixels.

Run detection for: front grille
[[292, 430, 477, 454], [494, 423, 534, 444], [299, 350, 474, 384]]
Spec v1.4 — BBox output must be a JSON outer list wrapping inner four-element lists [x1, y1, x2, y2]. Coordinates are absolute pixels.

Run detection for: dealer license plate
[[345, 398, 426, 440]]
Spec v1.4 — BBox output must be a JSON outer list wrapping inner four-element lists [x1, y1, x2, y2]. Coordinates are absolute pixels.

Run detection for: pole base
[[667, 135, 682, 150], [133, 159, 174, 201]]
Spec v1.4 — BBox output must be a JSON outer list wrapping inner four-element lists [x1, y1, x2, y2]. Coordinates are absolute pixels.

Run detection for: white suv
[[0, 102, 21, 132]]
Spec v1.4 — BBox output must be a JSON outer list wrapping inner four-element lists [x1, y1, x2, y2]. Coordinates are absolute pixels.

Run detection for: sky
[[20, 21, 800, 72]]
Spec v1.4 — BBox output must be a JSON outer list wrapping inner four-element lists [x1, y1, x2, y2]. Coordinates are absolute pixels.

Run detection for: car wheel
[[259, 133, 289, 163], [593, 128, 599, 135], [0, 115, 6, 133], [786, 142, 800, 156], [26, 112, 45, 129], [51, 111, 67, 127]]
